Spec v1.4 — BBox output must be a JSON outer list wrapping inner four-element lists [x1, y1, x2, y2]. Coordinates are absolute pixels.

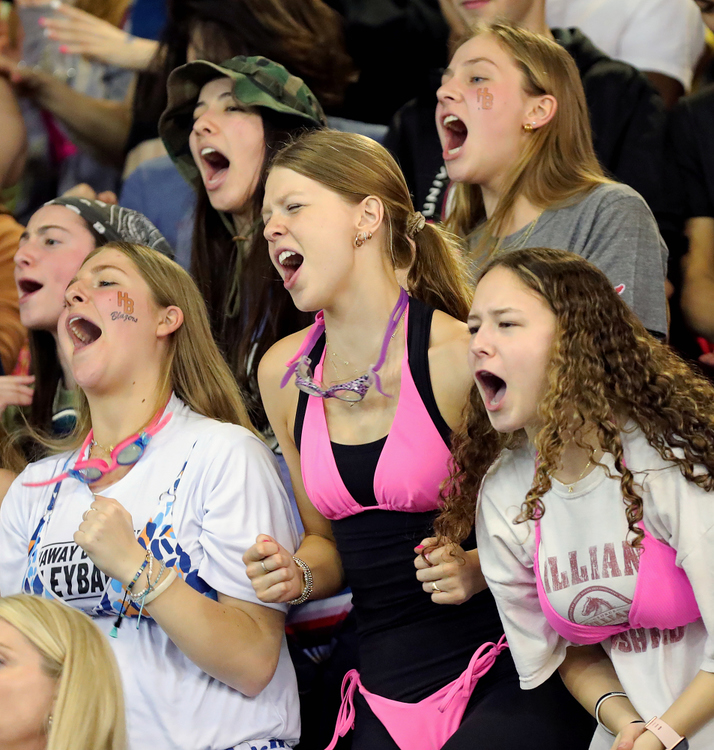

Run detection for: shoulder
[[553, 183, 653, 222], [481, 445, 534, 503], [429, 308, 470, 347], [258, 325, 315, 393], [579, 182, 648, 209], [426, 308, 472, 406], [674, 84, 714, 124]]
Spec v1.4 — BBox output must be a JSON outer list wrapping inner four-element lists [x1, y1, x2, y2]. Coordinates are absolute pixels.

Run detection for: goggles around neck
[[25, 410, 173, 487], [281, 288, 408, 403]]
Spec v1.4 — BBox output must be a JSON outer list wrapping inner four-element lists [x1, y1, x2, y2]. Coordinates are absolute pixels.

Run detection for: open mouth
[[200, 147, 230, 187], [277, 249, 304, 285], [476, 370, 507, 407], [442, 115, 468, 157], [17, 278, 43, 300], [67, 315, 102, 350]]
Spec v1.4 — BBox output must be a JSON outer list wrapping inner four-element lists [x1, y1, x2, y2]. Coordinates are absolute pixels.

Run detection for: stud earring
[[523, 122, 535, 133]]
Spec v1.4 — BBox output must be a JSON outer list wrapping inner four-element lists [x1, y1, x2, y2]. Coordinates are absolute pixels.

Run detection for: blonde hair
[[0, 595, 126, 750], [271, 130, 473, 320], [446, 21, 610, 257], [46, 242, 255, 452]]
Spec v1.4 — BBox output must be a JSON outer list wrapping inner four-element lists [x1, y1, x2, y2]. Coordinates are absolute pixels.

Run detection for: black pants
[[350, 651, 595, 750]]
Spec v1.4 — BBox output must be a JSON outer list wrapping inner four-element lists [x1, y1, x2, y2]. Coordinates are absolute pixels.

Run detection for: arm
[[243, 333, 345, 603], [0, 77, 26, 188], [476, 475, 570, 687], [414, 311, 487, 604], [40, 3, 158, 71], [75, 432, 299, 696], [0, 54, 133, 166], [681, 216, 714, 340], [0, 212, 26, 374], [559, 644, 645, 749], [583, 189, 669, 338]]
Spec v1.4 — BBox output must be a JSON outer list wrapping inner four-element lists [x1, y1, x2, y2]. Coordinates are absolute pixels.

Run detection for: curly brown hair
[[435, 247, 714, 548]]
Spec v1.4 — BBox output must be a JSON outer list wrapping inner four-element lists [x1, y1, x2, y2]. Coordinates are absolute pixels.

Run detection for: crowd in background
[[0, 1, 714, 750]]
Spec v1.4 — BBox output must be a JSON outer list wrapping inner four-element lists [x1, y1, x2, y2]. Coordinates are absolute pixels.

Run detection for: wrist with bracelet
[[287, 556, 313, 605], [595, 692, 639, 736]]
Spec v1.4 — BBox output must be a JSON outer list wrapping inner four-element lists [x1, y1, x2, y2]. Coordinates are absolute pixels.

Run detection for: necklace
[[326, 318, 402, 379], [508, 211, 543, 251], [561, 459, 592, 493], [91, 439, 114, 454]]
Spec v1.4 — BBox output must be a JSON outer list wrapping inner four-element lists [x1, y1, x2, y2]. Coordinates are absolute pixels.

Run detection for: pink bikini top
[[299, 303, 453, 520], [534, 519, 701, 644]]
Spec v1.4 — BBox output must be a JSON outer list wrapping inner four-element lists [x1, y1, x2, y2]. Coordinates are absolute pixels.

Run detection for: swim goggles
[[25, 410, 173, 487], [281, 288, 408, 403]]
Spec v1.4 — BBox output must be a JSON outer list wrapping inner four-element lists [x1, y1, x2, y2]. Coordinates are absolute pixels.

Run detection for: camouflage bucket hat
[[159, 55, 327, 190]]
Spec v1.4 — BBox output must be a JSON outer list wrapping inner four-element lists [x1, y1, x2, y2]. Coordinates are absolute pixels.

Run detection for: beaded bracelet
[[126, 549, 151, 592], [287, 556, 313, 605], [129, 558, 166, 604]]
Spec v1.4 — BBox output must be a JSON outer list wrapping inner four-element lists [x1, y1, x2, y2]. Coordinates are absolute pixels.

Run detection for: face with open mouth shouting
[[189, 77, 266, 214], [436, 34, 539, 188], [262, 167, 365, 312], [14, 205, 98, 333], [58, 248, 182, 393], [468, 265, 556, 438]]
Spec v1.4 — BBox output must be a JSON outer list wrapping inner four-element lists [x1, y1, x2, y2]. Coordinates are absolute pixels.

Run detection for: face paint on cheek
[[112, 291, 138, 322], [476, 87, 493, 109], [117, 291, 134, 314]]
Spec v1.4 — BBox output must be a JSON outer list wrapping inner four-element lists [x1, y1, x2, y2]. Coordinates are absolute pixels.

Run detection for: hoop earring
[[354, 231, 372, 247]]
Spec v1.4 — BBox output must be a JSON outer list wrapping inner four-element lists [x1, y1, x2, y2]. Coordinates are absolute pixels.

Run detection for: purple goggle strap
[[25, 411, 173, 487], [280, 288, 409, 398]]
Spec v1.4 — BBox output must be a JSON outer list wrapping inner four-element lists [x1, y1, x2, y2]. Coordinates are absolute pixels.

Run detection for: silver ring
[[82, 508, 96, 522], [261, 560, 269, 574], [432, 581, 441, 593]]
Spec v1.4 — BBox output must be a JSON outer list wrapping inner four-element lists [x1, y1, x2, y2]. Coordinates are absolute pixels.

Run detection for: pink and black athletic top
[[294, 297, 453, 520], [293, 297, 508, 702], [534, 519, 701, 645]]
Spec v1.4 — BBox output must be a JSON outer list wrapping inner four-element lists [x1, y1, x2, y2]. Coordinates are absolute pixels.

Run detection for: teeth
[[448, 146, 462, 155], [278, 250, 297, 265], [68, 316, 89, 344], [443, 115, 459, 126], [201, 147, 217, 156]]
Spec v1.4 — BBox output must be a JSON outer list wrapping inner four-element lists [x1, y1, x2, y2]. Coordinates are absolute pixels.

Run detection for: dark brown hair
[[133, 0, 353, 141], [435, 247, 714, 548]]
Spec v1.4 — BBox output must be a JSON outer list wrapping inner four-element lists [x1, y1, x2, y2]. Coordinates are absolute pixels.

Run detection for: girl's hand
[[243, 534, 304, 603], [0, 375, 35, 413], [37, 3, 158, 70], [414, 536, 487, 604], [610, 722, 648, 750], [73, 495, 145, 584]]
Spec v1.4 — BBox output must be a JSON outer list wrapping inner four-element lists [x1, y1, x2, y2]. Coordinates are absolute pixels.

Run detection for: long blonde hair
[[271, 130, 473, 320], [446, 21, 610, 257], [49, 242, 255, 451], [0, 595, 126, 750]]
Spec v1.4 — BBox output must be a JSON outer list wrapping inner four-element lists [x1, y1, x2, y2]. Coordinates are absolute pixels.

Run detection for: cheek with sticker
[[476, 87, 493, 110], [111, 291, 138, 323]]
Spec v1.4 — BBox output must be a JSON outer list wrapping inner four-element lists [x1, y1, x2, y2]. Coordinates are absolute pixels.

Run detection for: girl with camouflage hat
[[159, 55, 326, 436]]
